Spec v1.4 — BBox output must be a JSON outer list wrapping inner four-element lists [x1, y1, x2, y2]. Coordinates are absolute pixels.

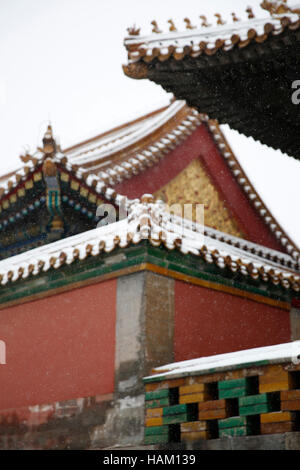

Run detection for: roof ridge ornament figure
[[260, 0, 300, 15], [214, 13, 226, 25], [167, 19, 177, 32], [199, 15, 212, 28], [41, 126, 64, 237], [38, 124, 57, 158], [19, 152, 34, 164], [183, 18, 196, 30], [246, 7, 255, 18], [127, 24, 140, 36], [231, 12, 240, 22], [151, 20, 162, 34]]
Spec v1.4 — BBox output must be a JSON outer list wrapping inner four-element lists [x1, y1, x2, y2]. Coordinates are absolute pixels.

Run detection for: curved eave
[[64, 101, 195, 175], [123, 15, 300, 161], [124, 14, 300, 67], [0, 201, 299, 294]]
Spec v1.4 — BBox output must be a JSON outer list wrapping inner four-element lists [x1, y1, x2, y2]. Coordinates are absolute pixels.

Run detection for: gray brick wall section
[[114, 271, 174, 397], [91, 271, 175, 449], [290, 307, 300, 341]]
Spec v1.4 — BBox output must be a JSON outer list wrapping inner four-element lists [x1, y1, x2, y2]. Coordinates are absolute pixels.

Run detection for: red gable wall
[[114, 124, 283, 251], [0, 279, 116, 410], [174, 280, 291, 361]]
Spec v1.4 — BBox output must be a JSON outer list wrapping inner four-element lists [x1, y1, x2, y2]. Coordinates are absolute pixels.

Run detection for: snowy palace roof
[[0, 194, 299, 291], [124, 10, 300, 65], [0, 91, 299, 289], [0, 100, 298, 258], [123, 3, 300, 161]]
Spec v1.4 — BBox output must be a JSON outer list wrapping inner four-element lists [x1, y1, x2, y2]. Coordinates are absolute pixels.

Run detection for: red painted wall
[[174, 280, 291, 361], [0, 279, 116, 410], [114, 125, 282, 251]]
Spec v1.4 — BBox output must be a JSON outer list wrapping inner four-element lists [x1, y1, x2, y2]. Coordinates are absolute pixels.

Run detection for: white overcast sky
[[1, 0, 300, 246]]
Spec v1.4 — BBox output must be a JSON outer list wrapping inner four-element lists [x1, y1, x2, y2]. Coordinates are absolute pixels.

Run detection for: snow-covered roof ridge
[[95, 108, 202, 186], [124, 12, 300, 65], [176, 214, 299, 271], [63, 101, 203, 185], [0, 101, 202, 193], [65, 101, 186, 162], [145, 341, 300, 381], [0, 195, 299, 291], [0, 127, 132, 211]]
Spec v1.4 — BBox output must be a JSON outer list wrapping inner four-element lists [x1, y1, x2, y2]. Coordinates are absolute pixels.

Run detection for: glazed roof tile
[[0, 195, 299, 291], [124, 12, 300, 66]]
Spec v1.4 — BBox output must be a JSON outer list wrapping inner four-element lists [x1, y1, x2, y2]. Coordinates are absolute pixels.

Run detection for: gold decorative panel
[[154, 158, 245, 238]]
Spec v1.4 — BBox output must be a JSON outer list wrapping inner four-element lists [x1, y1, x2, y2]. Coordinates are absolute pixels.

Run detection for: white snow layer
[[147, 341, 300, 380]]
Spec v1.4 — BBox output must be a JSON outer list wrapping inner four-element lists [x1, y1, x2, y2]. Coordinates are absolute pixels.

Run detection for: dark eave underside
[[140, 27, 300, 160]]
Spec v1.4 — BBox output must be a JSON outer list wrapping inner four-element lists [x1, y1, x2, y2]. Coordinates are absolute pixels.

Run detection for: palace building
[[0, 1, 299, 450]]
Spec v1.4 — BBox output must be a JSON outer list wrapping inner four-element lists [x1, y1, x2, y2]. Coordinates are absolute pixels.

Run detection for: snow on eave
[[125, 13, 300, 64], [62, 98, 173, 154], [64, 100, 186, 165], [96, 108, 202, 186], [145, 341, 300, 381], [1, 198, 299, 291], [173, 213, 299, 271]]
